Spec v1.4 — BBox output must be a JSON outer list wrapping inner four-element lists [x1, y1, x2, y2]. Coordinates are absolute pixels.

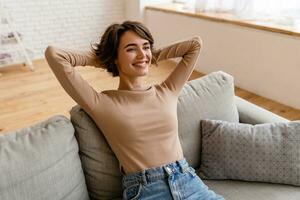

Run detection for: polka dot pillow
[[199, 119, 300, 186]]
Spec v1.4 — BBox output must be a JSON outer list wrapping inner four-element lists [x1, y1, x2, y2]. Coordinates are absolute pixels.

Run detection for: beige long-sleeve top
[[45, 37, 202, 173]]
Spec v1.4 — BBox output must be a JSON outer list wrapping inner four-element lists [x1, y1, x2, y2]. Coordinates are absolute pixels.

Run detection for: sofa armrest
[[235, 96, 289, 124]]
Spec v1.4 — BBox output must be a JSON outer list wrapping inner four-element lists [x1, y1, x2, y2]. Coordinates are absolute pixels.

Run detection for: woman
[[45, 21, 224, 200]]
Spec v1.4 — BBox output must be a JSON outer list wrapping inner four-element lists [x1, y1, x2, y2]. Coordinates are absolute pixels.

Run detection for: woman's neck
[[118, 76, 149, 91]]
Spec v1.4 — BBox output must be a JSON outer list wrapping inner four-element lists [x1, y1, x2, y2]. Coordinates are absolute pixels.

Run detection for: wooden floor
[[0, 59, 300, 134]]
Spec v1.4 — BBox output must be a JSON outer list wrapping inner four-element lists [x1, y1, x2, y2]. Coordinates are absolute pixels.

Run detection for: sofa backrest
[[70, 70, 239, 200], [177, 71, 239, 168]]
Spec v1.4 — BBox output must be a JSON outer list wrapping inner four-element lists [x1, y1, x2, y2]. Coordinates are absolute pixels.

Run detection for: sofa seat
[[204, 179, 300, 200]]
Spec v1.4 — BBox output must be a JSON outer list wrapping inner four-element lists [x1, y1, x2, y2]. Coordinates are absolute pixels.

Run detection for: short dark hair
[[92, 21, 156, 77]]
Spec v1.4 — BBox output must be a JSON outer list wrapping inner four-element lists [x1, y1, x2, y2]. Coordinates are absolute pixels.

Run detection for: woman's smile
[[132, 60, 149, 68]]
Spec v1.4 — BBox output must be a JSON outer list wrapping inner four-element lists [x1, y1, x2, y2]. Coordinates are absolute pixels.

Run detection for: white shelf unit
[[0, 2, 34, 71]]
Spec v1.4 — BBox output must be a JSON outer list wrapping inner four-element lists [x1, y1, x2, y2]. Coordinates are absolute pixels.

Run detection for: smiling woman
[[44, 21, 223, 199]]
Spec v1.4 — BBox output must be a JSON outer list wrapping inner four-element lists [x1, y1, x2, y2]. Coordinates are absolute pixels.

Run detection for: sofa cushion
[[199, 119, 300, 186], [203, 180, 300, 200], [178, 71, 239, 168], [0, 115, 89, 200], [70, 106, 122, 200]]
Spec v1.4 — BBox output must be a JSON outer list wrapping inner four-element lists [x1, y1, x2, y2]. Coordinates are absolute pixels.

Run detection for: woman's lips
[[132, 61, 149, 67]]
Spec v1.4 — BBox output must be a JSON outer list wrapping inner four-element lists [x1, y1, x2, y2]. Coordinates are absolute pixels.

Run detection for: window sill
[[145, 3, 300, 38]]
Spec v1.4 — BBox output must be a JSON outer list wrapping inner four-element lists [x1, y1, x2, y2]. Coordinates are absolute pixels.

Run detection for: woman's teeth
[[133, 61, 148, 67]]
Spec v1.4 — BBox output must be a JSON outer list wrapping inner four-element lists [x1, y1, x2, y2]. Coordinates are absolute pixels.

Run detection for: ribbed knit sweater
[[45, 36, 202, 173]]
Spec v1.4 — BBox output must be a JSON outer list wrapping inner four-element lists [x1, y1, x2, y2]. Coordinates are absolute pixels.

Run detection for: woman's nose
[[137, 48, 146, 58]]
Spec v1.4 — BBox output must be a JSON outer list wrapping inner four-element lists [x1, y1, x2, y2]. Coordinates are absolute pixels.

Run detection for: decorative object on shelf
[[0, 1, 34, 72], [1, 31, 22, 44], [0, 52, 13, 65]]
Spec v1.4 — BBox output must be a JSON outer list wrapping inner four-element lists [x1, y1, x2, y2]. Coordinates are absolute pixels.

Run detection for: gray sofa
[[1, 71, 299, 200]]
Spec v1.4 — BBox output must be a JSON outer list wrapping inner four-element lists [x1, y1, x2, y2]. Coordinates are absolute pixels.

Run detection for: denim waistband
[[122, 158, 190, 188]]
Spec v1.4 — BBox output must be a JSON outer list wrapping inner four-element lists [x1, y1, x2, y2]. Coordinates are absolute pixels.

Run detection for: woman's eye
[[127, 48, 135, 52], [144, 46, 150, 50]]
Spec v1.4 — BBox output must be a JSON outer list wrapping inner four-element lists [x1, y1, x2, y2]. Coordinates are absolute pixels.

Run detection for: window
[[176, 0, 300, 29]]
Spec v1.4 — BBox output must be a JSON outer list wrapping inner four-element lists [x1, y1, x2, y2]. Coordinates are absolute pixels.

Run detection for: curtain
[[194, 0, 300, 21]]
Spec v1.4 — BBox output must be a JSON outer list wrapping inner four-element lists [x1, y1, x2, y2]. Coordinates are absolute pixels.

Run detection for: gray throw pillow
[[199, 119, 300, 186], [178, 71, 239, 168], [70, 106, 122, 200], [0, 116, 89, 200]]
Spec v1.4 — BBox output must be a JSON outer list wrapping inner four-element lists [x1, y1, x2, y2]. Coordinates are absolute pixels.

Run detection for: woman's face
[[115, 30, 152, 78]]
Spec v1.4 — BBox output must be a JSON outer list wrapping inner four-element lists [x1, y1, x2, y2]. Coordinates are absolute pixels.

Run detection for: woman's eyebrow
[[124, 42, 150, 49]]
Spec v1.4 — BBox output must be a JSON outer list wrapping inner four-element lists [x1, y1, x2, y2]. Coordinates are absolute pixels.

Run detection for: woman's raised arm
[[45, 46, 103, 114], [154, 36, 202, 96]]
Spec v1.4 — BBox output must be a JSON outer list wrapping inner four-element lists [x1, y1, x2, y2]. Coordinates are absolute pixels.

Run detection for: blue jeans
[[122, 158, 224, 200]]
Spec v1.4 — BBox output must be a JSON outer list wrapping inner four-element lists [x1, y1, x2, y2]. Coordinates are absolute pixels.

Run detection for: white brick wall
[[2, 0, 125, 59]]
